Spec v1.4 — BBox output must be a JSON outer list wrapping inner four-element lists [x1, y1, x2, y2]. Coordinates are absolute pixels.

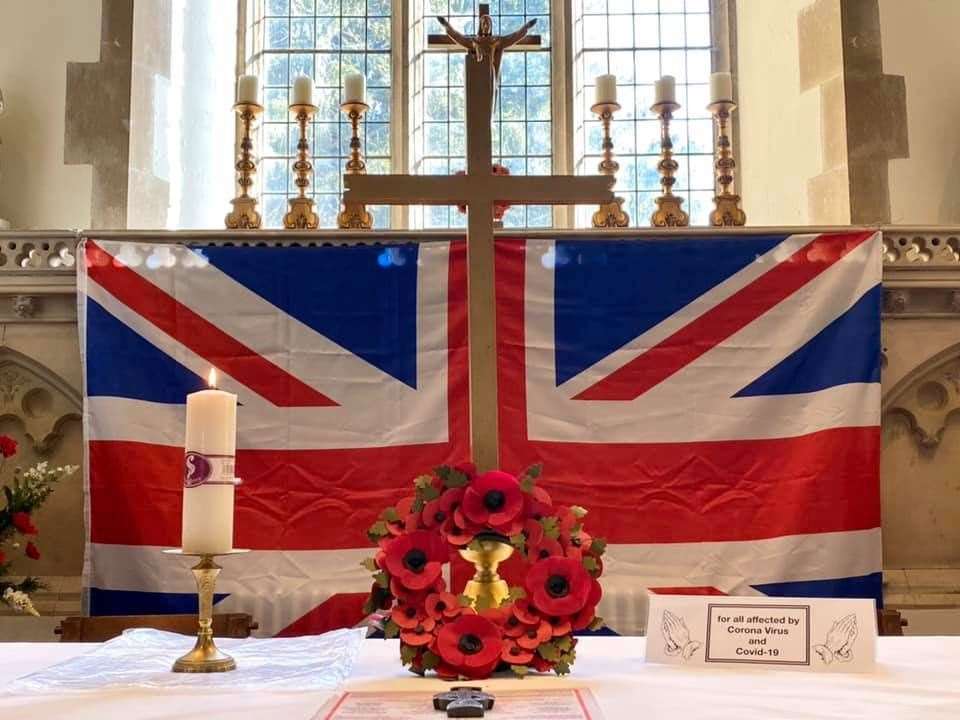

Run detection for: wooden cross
[[344, 5, 614, 472], [433, 686, 495, 718]]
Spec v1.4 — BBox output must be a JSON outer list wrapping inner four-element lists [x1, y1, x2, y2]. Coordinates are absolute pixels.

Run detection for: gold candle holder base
[[284, 102, 320, 230], [163, 548, 249, 673], [707, 100, 746, 227], [590, 101, 630, 229], [650, 100, 689, 228], [458, 534, 514, 610], [338, 101, 373, 230], [226, 102, 264, 230]]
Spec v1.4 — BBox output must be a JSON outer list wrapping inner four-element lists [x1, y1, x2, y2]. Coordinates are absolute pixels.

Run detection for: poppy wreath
[[362, 464, 606, 679]]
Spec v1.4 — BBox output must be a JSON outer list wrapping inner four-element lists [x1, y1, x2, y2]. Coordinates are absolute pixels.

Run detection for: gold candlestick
[[225, 102, 264, 229], [590, 101, 630, 228], [284, 103, 320, 229], [650, 100, 689, 227], [708, 100, 746, 226], [337, 101, 373, 230], [458, 534, 514, 610], [164, 548, 248, 673]]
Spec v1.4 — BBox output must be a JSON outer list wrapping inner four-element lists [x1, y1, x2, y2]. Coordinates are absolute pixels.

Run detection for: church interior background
[[0, 0, 959, 640]]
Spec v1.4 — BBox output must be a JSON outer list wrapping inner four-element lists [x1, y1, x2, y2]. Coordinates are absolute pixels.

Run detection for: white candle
[[182, 369, 238, 555], [236, 74, 259, 105], [710, 72, 734, 103], [292, 74, 314, 106], [654, 75, 676, 105], [595, 74, 617, 105], [344, 73, 366, 104]]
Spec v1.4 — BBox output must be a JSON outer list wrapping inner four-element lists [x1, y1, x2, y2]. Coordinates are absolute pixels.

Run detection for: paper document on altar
[[316, 689, 602, 720]]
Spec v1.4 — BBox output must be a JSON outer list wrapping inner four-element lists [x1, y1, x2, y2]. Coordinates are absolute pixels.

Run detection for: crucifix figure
[[344, 5, 614, 472], [433, 686, 495, 718]]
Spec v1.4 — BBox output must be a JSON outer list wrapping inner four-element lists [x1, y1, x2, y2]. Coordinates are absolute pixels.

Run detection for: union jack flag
[[80, 232, 881, 636]]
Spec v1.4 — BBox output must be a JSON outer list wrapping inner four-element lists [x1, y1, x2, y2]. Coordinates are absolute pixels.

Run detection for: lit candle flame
[[208, 368, 217, 388]]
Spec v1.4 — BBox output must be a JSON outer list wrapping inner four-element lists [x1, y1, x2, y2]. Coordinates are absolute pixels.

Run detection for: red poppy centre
[[483, 490, 506, 511], [458, 633, 483, 655], [403, 549, 428, 573], [547, 574, 570, 598]]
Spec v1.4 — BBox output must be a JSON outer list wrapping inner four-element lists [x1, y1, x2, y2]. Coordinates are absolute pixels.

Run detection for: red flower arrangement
[[363, 464, 606, 679], [455, 164, 512, 221]]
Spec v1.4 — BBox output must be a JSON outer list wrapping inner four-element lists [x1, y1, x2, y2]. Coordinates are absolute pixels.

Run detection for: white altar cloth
[[2, 636, 959, 719]]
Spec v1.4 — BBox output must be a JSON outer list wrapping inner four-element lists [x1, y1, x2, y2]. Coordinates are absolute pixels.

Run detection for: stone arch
[[882, 342, 960, 451], [0, 347, 82, 454]]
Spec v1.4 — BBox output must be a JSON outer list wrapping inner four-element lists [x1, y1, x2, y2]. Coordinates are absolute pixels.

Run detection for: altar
[[2, 636, 959, 718]]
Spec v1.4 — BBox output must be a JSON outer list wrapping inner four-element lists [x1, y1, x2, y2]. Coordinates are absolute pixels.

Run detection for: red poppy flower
[[461, 471, 524, 530], [425, 592, 461, 621], [572, 604, 596, 631], [400, 618, 436, 646], [543, 614, 573, 636], [501, 638, 534, 665], [436, 614, 502, 671], [525, 556, 592, 616], [511, 598, 540, 626], [503, 613, 528, 638], [383, 530, 447, 590], [516, 620, 553, 650], [524, 519, 544, 546], [528, 534, 563, 562], [392, 601, 427, 629], [454, 462, 476, 480], [0, 435, 17, 458], [12, 512, 38, 535], [423, 488, 464, 529], [588, 577, 602, 607], [524, 485, 553, 519], [25, 542, 40, 560], [387, 496, 421, 536], [440, 514, 476, 547]]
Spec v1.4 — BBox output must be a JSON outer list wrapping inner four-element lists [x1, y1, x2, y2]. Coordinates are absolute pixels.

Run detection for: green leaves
[[381, 507, 399, 523], [436, 465, 469, 488], [539, 516, 560, 540], [588, 616, 606, 631], [510, 664, 529, 677], [509, 533, 527, 555], [400, 643, 418, 665], [360, 557, 378, 572], [582, 556, 599, 574], [366, 520, 389, 543], [555, 635, 573, 652], [373, 571, 389, 589], [518, 463, 542, 493], [570, 505, 588, 519], [383, 619, 400, 639], [537, 642, 561, 662], [414, 474, 441, 502], [422, 650, 440, 670], [590, 537, 607, 557]]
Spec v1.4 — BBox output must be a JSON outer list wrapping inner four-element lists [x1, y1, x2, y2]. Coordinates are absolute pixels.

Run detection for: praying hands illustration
[[814, 613, 858, 665], [662, 610, 702, 661]]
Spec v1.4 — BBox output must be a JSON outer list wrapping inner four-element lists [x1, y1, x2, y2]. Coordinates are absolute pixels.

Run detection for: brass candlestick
[[337, 100, 373, 230], [708, 100, 746, 226], [458, 534, 514, 610], [225, 102, 264, 229], [650, 100, 689, 227], [590, 101, 630, 228], [284, 103, 320, 229], [163, 548, 249, 673]]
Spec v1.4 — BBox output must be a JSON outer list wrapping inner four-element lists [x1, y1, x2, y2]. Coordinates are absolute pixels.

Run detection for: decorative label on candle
[[184, 451, 236, 488]]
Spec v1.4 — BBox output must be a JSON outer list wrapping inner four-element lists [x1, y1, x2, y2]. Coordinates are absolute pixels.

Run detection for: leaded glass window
[[572, 0, 715, 226], [250, 0, 392, 228], [409, 0, 553, 229]]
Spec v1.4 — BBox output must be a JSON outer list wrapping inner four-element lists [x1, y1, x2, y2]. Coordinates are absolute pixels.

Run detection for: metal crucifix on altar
[[343, 4, 614, 472]]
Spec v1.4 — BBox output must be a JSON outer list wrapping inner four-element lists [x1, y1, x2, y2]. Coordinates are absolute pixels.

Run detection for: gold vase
[[458, 534, 514, 609]]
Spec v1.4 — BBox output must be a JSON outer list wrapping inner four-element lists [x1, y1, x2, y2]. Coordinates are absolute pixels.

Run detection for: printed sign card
[[646, 595, 876, 672]]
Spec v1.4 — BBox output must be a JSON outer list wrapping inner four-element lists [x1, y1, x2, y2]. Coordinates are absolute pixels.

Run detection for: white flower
[[2, 587, 39, 617]]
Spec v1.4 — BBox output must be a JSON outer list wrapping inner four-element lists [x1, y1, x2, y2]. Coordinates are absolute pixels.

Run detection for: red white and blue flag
[[80, 232, 882, 636]]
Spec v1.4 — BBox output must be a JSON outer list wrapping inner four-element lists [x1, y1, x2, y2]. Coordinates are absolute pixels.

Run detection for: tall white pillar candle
[[182, 369, 238, 554], [595, 74, 617, 105], [654, 75, 676, 105], [236, 74, 259, 105], [710, 72, 734, 103], [344, 73, 366, 104], [292, 74, 314, 106]]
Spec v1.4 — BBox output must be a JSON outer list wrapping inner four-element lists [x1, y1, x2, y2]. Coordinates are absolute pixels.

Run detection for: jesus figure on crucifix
[[436, 11, 538, 101]]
